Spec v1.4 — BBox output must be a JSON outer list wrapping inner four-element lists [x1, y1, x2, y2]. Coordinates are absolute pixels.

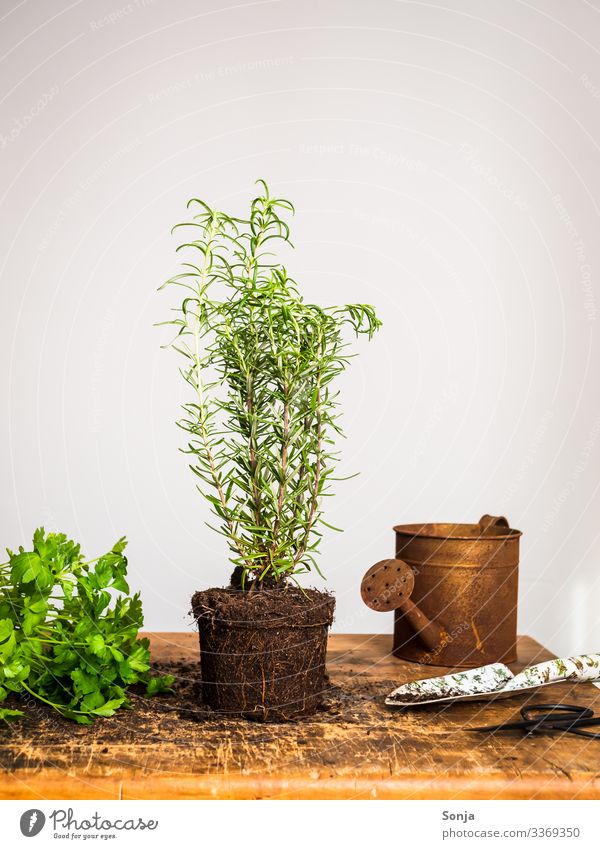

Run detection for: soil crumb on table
[[0, 657, 391, 754]]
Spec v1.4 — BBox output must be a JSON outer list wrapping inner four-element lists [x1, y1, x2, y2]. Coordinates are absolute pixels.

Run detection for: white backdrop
[[1, 0, 599, 655]]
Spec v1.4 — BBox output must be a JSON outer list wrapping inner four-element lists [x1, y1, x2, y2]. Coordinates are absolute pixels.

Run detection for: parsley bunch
[[0, 529, 173, 724]]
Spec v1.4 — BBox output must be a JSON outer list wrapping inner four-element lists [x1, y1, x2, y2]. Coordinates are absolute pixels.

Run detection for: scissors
[[471, 703, 600, 739]]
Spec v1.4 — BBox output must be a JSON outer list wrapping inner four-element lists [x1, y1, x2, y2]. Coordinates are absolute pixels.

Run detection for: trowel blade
[[385, 662, 514, 706]]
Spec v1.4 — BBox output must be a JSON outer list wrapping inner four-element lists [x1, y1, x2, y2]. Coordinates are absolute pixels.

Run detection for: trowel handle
[[397, 597, 443, 653]]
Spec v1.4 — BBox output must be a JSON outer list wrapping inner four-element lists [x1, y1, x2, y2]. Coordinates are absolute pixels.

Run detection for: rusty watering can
[[361, 515, 521, 668]]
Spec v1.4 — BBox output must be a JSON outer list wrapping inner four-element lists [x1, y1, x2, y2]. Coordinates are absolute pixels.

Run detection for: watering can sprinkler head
[[360, 559, 443, 653]]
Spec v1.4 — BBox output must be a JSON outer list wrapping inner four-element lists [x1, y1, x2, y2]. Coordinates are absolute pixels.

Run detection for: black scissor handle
[[520, 703, 600, 740], [521, 703, 594, 724], [470, 703, 600, 736]]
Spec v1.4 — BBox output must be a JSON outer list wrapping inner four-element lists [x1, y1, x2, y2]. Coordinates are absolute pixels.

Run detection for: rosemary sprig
[[161, 180, 381, 586]]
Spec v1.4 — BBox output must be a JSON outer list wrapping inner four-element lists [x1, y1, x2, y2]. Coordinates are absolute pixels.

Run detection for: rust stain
[[471, 619, 483, 652]]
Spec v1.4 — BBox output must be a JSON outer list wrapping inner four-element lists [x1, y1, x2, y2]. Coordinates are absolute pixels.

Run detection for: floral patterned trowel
[[386, 653, 600, 707]]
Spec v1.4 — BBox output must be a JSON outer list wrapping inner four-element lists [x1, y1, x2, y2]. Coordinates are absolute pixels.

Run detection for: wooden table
[[1, 633, 599, 800]]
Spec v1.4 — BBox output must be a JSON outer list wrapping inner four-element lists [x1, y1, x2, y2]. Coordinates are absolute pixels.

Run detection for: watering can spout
[[360, 559, 443, 652]]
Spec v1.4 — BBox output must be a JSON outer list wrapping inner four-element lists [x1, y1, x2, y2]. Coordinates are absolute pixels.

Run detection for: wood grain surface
[[0, 633, 599, 800]]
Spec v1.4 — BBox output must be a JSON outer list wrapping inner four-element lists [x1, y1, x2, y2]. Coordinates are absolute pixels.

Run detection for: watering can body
[[392, 515, 521, 668]]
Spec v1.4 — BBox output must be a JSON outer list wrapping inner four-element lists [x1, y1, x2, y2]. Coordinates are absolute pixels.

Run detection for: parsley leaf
[[0, 529, 173, 723]]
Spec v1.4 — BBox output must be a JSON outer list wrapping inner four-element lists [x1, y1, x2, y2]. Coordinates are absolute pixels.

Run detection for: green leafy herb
[[0, 530, 174, 724], [161, 180, 381, 587]]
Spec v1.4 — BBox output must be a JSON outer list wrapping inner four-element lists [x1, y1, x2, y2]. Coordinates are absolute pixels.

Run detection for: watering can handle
[[479, 514, 509, 530]]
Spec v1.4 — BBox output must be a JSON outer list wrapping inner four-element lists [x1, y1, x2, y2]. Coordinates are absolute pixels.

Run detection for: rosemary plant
[[161, 181, 380, 588]]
